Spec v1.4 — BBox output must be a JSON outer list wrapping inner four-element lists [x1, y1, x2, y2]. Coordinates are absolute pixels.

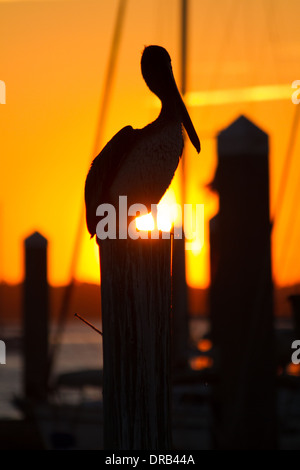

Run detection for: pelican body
[[85, 45, 200, 238]]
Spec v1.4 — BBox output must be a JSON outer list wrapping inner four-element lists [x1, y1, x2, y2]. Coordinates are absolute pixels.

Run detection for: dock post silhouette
[[99, 235, 172, 450], [209, 115, 277, 449], [23, 231, 49, 404]]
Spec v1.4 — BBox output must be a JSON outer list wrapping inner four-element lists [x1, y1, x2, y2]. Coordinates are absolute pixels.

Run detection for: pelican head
[[141, 45, 200, 153]]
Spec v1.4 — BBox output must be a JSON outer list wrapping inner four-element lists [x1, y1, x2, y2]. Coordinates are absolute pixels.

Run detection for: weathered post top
[[25, 231, 48, 247], [217, 114, 268, 158], [211, 115, 270, 202]]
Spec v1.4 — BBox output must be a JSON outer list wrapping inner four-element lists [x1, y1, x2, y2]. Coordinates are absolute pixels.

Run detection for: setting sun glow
[[0, 0, 300, 298], [135, 188, 179, 233]]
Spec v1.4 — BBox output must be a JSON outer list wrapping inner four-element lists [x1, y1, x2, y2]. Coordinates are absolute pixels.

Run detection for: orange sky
[[0, 0, 300, 290]]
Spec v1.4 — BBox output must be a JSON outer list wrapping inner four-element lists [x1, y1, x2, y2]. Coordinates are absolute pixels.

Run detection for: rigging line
[[47, 0, 128, 382], [241, 0, 254, 87], [180, 0, 188, 98], [154, 0, 164, 53], [173, 0, 189, 305], [280, 195, 300, 282], [271, 102, 300, 227], [275, 106, 300, 277], [260, 0, 280, 85], [201, 0, 238, 125], [180, 0, 188, 197], [207, 0, 237, 92], [91, 0, 128, 157]]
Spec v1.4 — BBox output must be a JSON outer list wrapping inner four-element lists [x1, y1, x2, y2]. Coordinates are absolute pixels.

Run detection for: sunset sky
[[1, 0, 300, 290]]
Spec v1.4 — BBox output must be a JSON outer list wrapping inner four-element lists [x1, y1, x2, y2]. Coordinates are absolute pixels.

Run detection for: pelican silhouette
[[85, 45, 200, 238]]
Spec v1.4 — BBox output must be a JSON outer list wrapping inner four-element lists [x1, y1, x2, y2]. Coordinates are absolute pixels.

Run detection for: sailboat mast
[[180, 0, 188, 198]]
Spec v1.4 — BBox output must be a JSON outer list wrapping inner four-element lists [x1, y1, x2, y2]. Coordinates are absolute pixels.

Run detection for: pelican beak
[[171, 70, 200, 153], [180, 93, 201, 153]]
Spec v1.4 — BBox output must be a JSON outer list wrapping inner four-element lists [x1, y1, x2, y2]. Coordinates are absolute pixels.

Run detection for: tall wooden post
[[209, 115, 277, 449], [99, 235, 172, 450], [23, 231, 49, 403], [171, 0, 192, 378]]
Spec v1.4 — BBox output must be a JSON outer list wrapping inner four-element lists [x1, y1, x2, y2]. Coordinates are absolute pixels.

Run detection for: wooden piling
[[99, 234, 172, 450], [209, 115, 277, 449], [23, 231, 49, 403]]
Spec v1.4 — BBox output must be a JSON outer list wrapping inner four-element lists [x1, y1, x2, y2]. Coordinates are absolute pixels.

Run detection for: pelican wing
[[85, 125, 137, 238]]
